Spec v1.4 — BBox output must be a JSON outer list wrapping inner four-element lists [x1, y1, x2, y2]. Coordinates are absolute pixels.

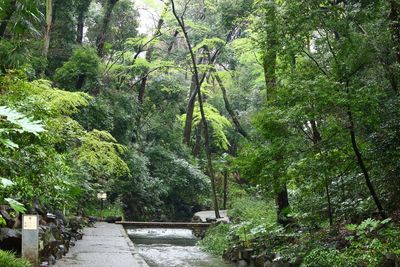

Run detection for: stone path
[[194, 210, 230, 223], [55, 222, 148, 267]]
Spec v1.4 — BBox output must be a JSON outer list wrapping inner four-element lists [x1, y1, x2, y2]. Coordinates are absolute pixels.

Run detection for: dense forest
[[1, 0, 400, 266]]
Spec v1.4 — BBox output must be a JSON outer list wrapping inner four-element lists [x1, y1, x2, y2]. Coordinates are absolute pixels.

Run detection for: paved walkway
[[56, 222, 148, 267], [194, 210, 229, 223]]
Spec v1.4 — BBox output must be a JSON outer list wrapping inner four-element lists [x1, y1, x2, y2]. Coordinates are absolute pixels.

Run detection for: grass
[[0, 250, 31, 267]]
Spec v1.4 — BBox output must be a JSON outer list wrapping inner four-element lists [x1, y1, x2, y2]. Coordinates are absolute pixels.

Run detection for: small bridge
[[115, 221, 212, 230]]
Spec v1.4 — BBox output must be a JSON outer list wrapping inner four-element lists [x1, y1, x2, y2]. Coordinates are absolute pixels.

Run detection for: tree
[[171, 0, 221, 218]]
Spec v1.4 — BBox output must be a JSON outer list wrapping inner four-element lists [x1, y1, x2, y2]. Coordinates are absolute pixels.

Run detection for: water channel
[[127, 228, 231, 267]]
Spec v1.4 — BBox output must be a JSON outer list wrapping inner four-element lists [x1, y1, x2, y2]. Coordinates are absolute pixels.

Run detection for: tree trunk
[[167, 31, 179, 53], [76, 0, 92, 44], [223, 170, 228, 210], [76, 11, 84, 44], [96, 0, 119, 57], [43, 0, 53, 58], [0, 0, 17, 38], [325, 177, 333, 226], [261, 2, 291, 225], [310, 119, 333, 226], [214, 72, 248, 138], [171, 0, 220, 218], [183, 75, 198, 145], [192, 123, 202, 156], [347, 109, 386, 218], [138, 3, 168, 103], [138, 49, 152, 103], [276, 185, 290, 225], [389, 0, 400, 64], [75, 74, 86, 90]]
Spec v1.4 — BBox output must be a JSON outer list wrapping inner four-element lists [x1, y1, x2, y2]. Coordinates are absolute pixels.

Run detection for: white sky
[[134, 0, 163, 34]]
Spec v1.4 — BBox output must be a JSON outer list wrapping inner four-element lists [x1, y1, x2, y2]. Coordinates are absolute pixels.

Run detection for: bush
[[198, 223, 231, 256], [0, 250, 31, 267], [302, 219, 400, 267], [228, 195, 276, 224], [84, 201, 124, 218]]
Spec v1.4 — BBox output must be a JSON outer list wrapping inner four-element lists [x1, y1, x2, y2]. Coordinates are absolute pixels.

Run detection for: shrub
[[0, 250, 31, 267], [198, 223, 231, 256]]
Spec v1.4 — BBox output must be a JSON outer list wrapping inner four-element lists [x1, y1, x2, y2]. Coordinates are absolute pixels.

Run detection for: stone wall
[[0, 205, 88, 266]]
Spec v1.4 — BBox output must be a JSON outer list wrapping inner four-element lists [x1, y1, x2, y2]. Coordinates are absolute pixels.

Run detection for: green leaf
[[5, 198, 26, 214], [0, 178, 14, 187], [0, 138, 19, 149], [0, 215, 6, 227], [0, 106, 45, 135]]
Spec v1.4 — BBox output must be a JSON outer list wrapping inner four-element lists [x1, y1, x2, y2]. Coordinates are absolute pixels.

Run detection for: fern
[[0, 106, 45, 148], [0, 106, 45, 134], [75, 130, 130, 180], [182, 103, 232, 150]]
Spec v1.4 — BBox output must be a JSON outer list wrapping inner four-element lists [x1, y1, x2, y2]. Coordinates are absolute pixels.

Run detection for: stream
[[127, 228, 231, 267]]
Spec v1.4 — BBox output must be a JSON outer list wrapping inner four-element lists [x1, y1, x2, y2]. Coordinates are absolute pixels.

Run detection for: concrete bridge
[[115, 221, 212, 230]]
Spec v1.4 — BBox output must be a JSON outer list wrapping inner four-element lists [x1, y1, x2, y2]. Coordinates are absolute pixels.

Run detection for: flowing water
[[127, 228, 231, 267]]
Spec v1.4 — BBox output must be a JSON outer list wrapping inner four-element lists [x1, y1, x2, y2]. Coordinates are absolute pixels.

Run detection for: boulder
[[0, 209, 15, 228], [238, 260, 249, 267], [382, 254, 399, 267], [105, 216, 122, 223], [0, 228, 21, 252], [241, 249, 254, 261]]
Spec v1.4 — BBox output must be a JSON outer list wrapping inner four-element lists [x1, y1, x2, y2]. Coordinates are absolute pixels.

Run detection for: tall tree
[[76, 0, 92, 44], [171, 0, 220, 218], [0, 0, 17, 38], [42, 0, 53, 57], [96, 0, 119, 57]]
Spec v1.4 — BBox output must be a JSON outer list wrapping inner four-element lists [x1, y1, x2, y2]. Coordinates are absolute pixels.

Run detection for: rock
[[382, 254, 399, 267], [238, 260, 249, 267], [0, 228, 22, 252], [68, 216, 83, 232], [30, 200, 46, 216], [40, 226, 57, 258], [55, 211, 68, 225], [105, 216, 122, 223], [0, 209, 15, 228], [88, 216, 97, 224], [264, 261, 273, 267], [46, 213, 56, 221], [206, 217, 217, 223], [192, 215, 202, 223], [48, 255, 56, 265], [241, 249, 254, 261]]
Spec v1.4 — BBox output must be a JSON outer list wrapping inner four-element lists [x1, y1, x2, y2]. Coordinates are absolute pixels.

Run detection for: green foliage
[[0, 250, 31, 267], [0, 105, 45, 148], [301, 219, 400, 267], [182, 103, 232, 150], [75, 130, 130, 180], [84, 201, 124, 218], [4, 198, 26, 214], [198, 223, 231, 256], [54, 47, 101, 91]]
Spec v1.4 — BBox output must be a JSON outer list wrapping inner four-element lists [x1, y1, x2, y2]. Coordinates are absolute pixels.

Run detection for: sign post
[[22, 215, 39, 267], [97, 192, 107, 219]]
